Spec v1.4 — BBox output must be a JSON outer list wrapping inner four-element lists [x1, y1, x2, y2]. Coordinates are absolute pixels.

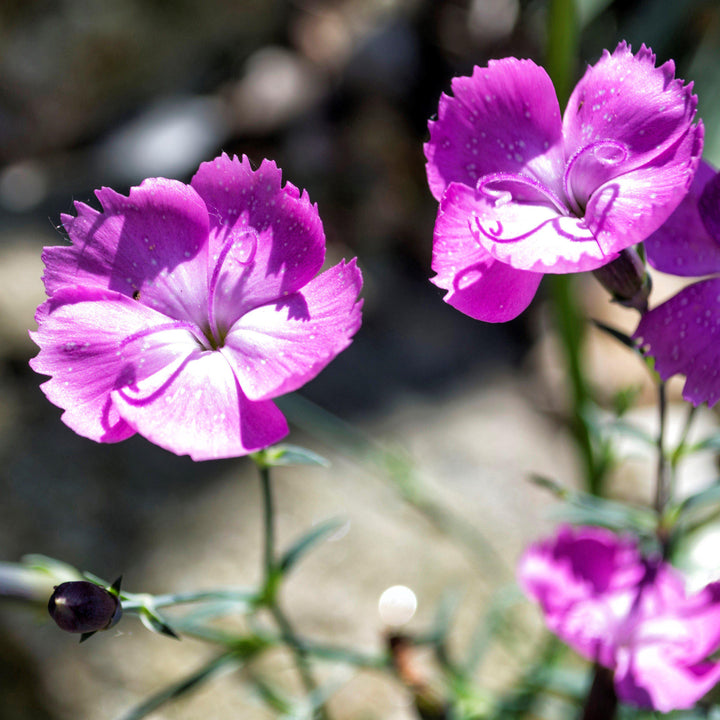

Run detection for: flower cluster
[[425, 42, 702, 322], [31, 154, 363, 460], [518, 525, 720, 711], [635, 161, 720, 407]]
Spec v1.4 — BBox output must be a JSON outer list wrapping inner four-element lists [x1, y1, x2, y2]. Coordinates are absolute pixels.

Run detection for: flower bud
[[592, 247, 650, 313], [48, 580, 122, 640]]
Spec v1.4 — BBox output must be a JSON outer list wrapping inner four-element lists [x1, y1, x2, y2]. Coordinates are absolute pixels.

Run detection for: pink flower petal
[[563, 42, 700, 182], [634, 278, 720, 407], [644, 160, 720, 276], [425, 58, 565, 201], [471, 191, 611, 273], [615, 643, 720, 711], [46, 179, 211, 327], [191, 154, 326, 328], [431, 182, 542, 321], [582, 121, 703, 256], [111, 350, 288, 461], [30, 286, 200, 443], [223, 259, 363, 401]]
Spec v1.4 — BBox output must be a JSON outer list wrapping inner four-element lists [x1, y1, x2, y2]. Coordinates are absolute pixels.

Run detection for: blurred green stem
[[256, 462, 330, 720], [544, 0, 603, 496], [545, 0, 578, 107]]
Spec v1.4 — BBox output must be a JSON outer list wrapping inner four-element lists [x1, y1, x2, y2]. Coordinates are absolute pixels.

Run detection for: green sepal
[[79, 631, 96, 643]]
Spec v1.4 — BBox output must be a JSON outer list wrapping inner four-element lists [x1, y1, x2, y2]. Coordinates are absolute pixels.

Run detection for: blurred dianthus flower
[[425, 42, 702, 322], [31, 154, 363, 460], [635, 161, 720, 407], [518, 525, 720, 711]]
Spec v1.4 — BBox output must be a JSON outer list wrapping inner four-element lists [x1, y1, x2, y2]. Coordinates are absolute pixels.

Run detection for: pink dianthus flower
[[31, 154, 363, 460], [425, 42, 702, 322], [518, 525, 720, 711]]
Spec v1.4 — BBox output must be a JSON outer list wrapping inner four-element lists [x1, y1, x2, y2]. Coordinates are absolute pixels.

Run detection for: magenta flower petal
[[644, 161, 720, 276], [634, 277, 720, 407], [564, 43, 700, 185], [190, 154, 326, 329], [224, 259, 363, 400], [30, 286, 198, 443], [471, 180, 609, 273], [31, 154, 362, 460], [616, 644, 720, 712], [47, 179, 211, 328], [519, 526, 720, 711], [426, 42, 702, 321], [425, 57, 564, 201], [583, 122, 703, 256], [430, 183, 542, 322], [111, 350, 288, 461]]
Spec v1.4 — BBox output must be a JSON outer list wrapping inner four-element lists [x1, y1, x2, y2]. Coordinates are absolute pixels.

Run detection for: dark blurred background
[[2, 1, 720, 718]]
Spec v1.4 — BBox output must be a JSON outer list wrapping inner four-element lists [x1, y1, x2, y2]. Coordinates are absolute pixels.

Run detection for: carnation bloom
[[31, 154, 363, 460], [634, 161, 720, 407], [425, 42, 702, 322], [518, 525, 720, 711]]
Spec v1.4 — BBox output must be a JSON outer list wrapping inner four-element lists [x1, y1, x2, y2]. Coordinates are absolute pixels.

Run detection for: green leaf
[[530, 475, 656, 534], [117, 652, 242, 720], [280, 518, 346, 574], [253, 444, 330, 468], [591, 319, 639, 352]]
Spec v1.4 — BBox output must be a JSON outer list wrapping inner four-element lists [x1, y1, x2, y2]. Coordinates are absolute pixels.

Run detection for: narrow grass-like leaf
[[117, 651, 241, 720], [280, 517, 345, 574]]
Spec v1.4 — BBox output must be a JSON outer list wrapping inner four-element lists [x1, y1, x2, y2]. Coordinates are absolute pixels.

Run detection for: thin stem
[[655, 382, 669, 516], [580, 665, 617, 720], [259, 464, 275, 590], [256, 462, 330, 720]]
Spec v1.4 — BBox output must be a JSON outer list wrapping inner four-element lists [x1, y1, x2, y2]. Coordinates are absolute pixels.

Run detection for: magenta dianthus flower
[[30, 154, 363, 460], [635, 161, 720, 407], [518, 525, 720, 711], [425, 42, 702, 322]]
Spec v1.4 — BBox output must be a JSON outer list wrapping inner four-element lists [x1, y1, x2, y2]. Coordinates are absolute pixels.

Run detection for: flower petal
[[425, 58, 565, 201], [46, 179, 210, 327], [431, 182, 542, 321], [222, 259, 363, 400], [634, 278, 720, 407], [470, 187, 611, 273], [518, 526, 646, 666], [644, 160, 720, 276], [30, 286, 200, 443], [563, 42, 700, 183], [191, 154, 326, 328], [110, 349, 288, 460], [583, 120, 703, 256], [615, 643, 720, 711]]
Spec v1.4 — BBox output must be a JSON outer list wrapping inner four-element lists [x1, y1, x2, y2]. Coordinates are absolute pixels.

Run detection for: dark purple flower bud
[[592, 247, 650, 313], [48, 580, 122, 641]]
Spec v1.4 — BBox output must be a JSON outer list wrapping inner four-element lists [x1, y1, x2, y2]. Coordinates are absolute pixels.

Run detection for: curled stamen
[[207, 228, 258, 344], [473, 213, 594, 246], [476, 172, 569, 216], [564, 139, 629, 215]]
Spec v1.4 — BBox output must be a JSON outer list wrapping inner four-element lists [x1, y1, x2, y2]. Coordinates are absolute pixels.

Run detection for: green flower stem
[[122, 589, 258, 611], [545, 0, 578, 108], [548, 275, 603, 495], [256, 460, 330, 720]]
